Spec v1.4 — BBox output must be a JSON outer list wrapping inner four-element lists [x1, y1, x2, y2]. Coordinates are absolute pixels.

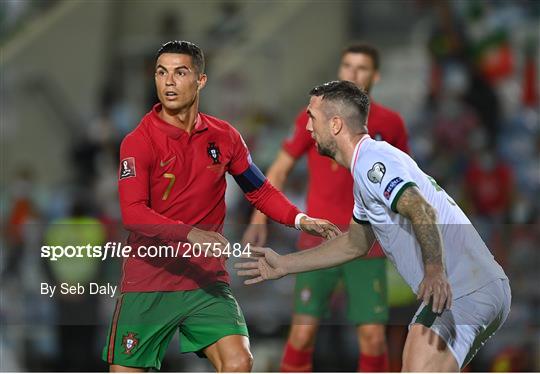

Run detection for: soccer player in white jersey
[[236, 80, 510, 371]]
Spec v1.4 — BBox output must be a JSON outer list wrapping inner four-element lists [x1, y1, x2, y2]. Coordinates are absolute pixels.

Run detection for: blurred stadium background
[[1, 0, 539, 371]]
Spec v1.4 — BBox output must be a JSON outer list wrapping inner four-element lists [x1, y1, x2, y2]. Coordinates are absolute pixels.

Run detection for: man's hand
[[242, 224, 268, 246], [234, 246, 287, 285], [417, 265, 453, 314], [242, 210, 268, 246], [299, 216, 341, 240], [187, 228, 230, 257]]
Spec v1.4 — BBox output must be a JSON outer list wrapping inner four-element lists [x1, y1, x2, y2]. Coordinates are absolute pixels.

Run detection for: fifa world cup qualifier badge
[[119, 157, 136, 180], [207, 142, 221, 164], [122, 332, 139, 354]]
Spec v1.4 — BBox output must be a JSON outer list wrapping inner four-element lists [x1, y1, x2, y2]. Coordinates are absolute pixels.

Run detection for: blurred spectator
[[521, 37, 539, 108], [490, 347, 532, 372], [43, 197, 107, 371], [427, 0, 502, 147], [464, 147, 514, 220], [3, 167, 40, 280]]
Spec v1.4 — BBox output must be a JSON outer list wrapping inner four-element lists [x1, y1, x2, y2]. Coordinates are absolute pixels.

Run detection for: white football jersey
[[351, 136, 507, 299]]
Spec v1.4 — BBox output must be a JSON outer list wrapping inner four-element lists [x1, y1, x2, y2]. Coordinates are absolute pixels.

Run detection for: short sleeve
[[362, 155, 417, 213], [282, 110, 313, 159], [352, 200, 369, 223]]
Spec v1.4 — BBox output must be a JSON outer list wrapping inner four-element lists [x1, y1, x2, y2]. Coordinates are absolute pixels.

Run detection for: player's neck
[[340, 133, 368, 170], [159, 100, 199, 133]]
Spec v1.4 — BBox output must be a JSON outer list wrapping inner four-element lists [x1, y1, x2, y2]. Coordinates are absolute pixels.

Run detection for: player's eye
[[156, 70, 166, 76], [175, 71, 186, 77]]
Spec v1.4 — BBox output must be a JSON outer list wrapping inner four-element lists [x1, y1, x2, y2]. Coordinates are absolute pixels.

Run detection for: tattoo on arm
[[396, 186, 444, 267]]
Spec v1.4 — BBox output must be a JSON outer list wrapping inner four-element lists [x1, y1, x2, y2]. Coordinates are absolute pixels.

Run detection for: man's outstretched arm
[[286, 218, 375, 273], [235, 219, 375, 284]]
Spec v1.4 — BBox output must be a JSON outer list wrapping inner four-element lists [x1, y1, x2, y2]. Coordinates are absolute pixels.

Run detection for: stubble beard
[[316, 139, 337, 160]]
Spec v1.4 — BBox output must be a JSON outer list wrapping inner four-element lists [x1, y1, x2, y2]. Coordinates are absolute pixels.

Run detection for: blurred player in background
[[242, 44, 409, 372], [103, 40, 339, 372], [237, 81, 511, 372]]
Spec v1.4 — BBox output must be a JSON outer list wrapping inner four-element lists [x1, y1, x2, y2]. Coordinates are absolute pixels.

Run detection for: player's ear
[[197, 73, 207, 91], [331, 116, 343, 135]]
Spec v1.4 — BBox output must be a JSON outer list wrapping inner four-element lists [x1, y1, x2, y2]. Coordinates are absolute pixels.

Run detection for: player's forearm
[[396, 187, 445, 273], [409, 206, 445, 272], [244, 180, 300, 227], [121, 202, 193, 241], [283, 232, 364, 274], [250, 209, 268, 224], [250, 154, 294, 224]]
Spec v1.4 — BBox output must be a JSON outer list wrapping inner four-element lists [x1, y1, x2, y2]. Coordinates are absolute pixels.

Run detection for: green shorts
[[102, 282, 248, 370], [294, 258, 388, 324]]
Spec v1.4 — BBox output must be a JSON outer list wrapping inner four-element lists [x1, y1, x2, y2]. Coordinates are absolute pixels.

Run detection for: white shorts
[[410, 278, 511, 368]]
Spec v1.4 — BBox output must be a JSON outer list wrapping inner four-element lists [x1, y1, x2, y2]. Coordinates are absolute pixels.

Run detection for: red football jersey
[[119, 104, 300, 292], [283, 101, 409, 256]]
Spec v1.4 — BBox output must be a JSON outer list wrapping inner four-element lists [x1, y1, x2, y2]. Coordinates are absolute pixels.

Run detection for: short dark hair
[[309, 80, 370, 129], [156, 40, 205, 73], [342, 43, 380, 70]]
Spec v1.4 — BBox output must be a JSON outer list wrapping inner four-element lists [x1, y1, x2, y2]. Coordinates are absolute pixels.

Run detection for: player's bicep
[[232, 162, 266, 193], [348, 218, 376, 256], [361, 157, 417, 213], [228, 129, 254, 176], [395, 185, 436, 221]]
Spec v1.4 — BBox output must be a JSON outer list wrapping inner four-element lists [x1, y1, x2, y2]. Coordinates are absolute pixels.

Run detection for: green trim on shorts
[[462, 311, 503, 367], [101, 282, 248, 370], [414, 301, 438, 328]]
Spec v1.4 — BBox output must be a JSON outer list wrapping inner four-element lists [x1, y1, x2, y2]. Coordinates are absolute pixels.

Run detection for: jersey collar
[[350, 134, 370, 172], [150, 103, 208, 139]]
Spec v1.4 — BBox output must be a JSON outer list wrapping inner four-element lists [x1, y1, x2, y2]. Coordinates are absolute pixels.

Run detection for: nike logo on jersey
[[160, 156, 176, 167]]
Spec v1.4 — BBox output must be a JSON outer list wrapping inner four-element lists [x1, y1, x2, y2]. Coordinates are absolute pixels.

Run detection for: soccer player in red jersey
[[243, 44, 409, 372], [102, 41, 339, 372]]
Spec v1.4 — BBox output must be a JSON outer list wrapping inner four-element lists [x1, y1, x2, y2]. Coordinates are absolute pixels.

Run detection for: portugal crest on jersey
[[300, 288, 311, 304], [207, 142, 221, 164], [122, 332, 139, 355]]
